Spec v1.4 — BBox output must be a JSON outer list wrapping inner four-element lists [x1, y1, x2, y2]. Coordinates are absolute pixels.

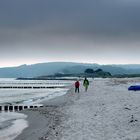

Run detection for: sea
[[0, 78, 74, 140]]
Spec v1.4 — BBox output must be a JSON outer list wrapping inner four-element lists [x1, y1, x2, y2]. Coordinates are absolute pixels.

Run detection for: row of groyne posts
[[0, 105, 43, 112], [0, 86, 66, 89]]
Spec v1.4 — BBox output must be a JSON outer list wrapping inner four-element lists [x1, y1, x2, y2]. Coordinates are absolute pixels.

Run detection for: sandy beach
[[15, 78, 140, 140]]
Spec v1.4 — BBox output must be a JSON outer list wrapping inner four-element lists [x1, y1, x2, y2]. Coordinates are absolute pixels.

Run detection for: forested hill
[[0, 62, 140, 78]]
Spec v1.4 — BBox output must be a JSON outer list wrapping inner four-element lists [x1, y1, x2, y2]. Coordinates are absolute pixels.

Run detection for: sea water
[[0, 112, 28, 140], [0, 78, 73, 140]]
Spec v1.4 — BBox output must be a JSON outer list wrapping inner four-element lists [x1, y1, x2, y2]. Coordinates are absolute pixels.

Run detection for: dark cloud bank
[[0, 0, 140, 66]]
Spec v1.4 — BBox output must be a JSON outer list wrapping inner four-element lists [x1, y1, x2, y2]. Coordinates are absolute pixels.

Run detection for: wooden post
[[0, 106, 2, 111], [9, 106, 13, 111], [19, 106, 23, 111], [24, 106, 28, 109], [14, 106, 18, 111], [4, 106, 8, 111], [30, 106, 33, 108]]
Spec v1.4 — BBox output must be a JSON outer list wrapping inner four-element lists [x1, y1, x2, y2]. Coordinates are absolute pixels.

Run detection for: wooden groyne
[[0, 105, 43, 111], [0, 86, 66, 89]]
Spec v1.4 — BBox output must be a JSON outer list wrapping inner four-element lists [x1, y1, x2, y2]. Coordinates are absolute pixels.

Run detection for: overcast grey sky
[[0, 0, 140, 67]]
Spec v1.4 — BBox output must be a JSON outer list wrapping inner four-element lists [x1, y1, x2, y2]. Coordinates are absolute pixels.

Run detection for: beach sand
[[14, 88, 76, 140], [15, 78, 140, 140]]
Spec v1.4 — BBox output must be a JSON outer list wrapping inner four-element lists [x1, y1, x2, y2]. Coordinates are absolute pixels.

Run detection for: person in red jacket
[[75, 80, 80, 93]]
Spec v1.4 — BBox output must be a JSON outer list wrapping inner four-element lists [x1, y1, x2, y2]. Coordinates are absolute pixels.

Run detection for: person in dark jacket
[[75, 80, 80, 93], [83, 78, 89, 92]]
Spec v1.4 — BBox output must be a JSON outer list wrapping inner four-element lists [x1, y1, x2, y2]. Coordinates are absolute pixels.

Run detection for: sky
[[0, 0, 140, 67]]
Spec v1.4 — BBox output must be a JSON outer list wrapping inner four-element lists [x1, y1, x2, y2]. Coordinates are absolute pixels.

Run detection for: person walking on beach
[[75, 80, 80, 93], [83, 77, 89, 92]]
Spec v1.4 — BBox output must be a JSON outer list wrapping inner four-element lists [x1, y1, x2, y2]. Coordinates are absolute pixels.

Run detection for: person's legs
[[75, 87, 79, 93], [75, 87, 77, 93], [84, 85, 86, 92], [85, 85, 88, 92], [78, 87, 79, 93]]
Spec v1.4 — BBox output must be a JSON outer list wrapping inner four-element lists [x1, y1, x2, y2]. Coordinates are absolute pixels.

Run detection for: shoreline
[[14, 87, 76, 140]]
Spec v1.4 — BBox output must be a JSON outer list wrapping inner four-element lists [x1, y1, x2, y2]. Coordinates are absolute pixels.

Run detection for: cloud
[[0, 0, 140, 66], [0, 0, 140, 36]]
